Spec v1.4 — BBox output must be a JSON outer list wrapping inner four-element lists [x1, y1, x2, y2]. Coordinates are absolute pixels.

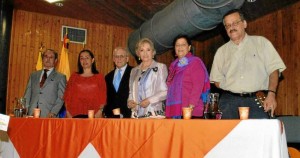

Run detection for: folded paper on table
[[0, 114, 10, 131]]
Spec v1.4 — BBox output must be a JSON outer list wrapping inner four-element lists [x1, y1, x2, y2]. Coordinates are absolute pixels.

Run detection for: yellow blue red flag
[[58, 33, 71, 80], [35, 47, 43, 70]]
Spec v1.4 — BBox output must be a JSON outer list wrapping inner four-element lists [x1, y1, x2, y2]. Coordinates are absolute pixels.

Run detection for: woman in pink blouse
[[166, 35, 210, 119]]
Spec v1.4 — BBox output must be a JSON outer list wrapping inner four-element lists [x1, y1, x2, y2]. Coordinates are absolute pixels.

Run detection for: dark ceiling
[[12, 0, 300, 37], [13, 0, 174, 29]]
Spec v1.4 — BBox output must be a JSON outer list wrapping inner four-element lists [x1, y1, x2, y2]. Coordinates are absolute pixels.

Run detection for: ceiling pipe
[[127, 0, 245, 57]]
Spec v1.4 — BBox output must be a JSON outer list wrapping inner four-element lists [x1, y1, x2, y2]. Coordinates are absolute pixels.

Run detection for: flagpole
[[39, 42, 43, 52]]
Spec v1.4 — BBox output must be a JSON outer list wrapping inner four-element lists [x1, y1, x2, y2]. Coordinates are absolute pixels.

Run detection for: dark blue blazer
[[104, 65, 132, 118]]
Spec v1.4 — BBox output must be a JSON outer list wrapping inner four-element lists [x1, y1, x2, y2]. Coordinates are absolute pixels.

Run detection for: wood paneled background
[[6, 1, 300, 116]]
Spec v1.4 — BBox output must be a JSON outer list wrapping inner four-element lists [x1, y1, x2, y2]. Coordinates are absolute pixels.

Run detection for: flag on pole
[[58, 32, 71, 80], [35, 47, 43, 70]]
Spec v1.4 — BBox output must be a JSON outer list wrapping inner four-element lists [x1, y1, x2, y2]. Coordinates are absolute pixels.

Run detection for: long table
[[0, 118, 288, 158]]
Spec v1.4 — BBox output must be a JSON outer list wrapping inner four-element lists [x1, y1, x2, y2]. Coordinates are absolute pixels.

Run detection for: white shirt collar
[[116, 64, 127, 72], [43, 67, 54, 75]]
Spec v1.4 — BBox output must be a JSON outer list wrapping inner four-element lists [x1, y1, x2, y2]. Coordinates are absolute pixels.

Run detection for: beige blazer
[[128, 60, 168, 117]]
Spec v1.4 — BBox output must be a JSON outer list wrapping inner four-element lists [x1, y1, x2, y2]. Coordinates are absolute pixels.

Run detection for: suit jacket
[[104, 65, 132, 118], [24, 69, 66, 117]]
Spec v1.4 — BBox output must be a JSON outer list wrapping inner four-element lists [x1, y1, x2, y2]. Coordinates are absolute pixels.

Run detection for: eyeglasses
[[113, 55, 127, 59], [224, 20, 243, 29]]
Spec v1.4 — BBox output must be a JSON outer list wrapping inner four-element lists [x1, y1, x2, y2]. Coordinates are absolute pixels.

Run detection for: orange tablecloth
[[6, 118, 240, 158]]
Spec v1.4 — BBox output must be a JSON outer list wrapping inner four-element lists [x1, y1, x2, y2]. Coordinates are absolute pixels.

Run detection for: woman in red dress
[[64, 50, 106, 118]]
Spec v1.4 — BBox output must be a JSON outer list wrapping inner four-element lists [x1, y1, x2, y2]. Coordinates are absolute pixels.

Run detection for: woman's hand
[[140, 99, 150, 108], [188, 104, 195, 111], [128, 100, 138, 108], [66, 111, 72, 118], [95, 109, 103, 118]]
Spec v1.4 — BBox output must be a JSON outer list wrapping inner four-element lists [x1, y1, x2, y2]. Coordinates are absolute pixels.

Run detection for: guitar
[[255, 91, 275, 118], [255, 91, 266, 108]]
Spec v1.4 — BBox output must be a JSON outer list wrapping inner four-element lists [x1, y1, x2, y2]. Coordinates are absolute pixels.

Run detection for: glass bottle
[[14, 97, 26, 117], [204, 93, 222, 119]]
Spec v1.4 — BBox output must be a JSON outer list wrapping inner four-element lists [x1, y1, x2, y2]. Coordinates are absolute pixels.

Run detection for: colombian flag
[[58, 33, 71, 80]]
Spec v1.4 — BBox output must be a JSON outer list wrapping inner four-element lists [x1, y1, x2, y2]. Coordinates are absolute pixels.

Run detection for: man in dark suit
[[24, 49, 66, 118], [104, 47, 132, 118]]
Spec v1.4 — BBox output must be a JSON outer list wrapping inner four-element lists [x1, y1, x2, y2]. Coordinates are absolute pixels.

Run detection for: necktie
[[113, 69, 122, 91], [40, 69, 49, 87]]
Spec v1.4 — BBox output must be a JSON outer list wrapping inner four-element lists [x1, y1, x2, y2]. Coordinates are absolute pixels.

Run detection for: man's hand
[[47, 113, 56, 118], [265, 70, 279, 117], [263, 92, 277, 117], [214, 82, 220, 88]]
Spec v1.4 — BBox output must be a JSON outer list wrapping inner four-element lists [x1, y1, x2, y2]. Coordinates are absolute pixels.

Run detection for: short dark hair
[[42, 49, 58, 59], [223, 9, 245, 24], [77, 49, 99, 74], [172, 34, 192, 47]]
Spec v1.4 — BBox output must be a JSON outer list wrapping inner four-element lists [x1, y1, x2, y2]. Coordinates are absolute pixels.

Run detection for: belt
[[225, 91, 258, 97]]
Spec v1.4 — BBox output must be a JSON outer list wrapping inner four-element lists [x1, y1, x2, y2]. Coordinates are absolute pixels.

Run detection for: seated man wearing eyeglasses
[[210, 9, 286, 119], [103, 47, 132, 118]]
